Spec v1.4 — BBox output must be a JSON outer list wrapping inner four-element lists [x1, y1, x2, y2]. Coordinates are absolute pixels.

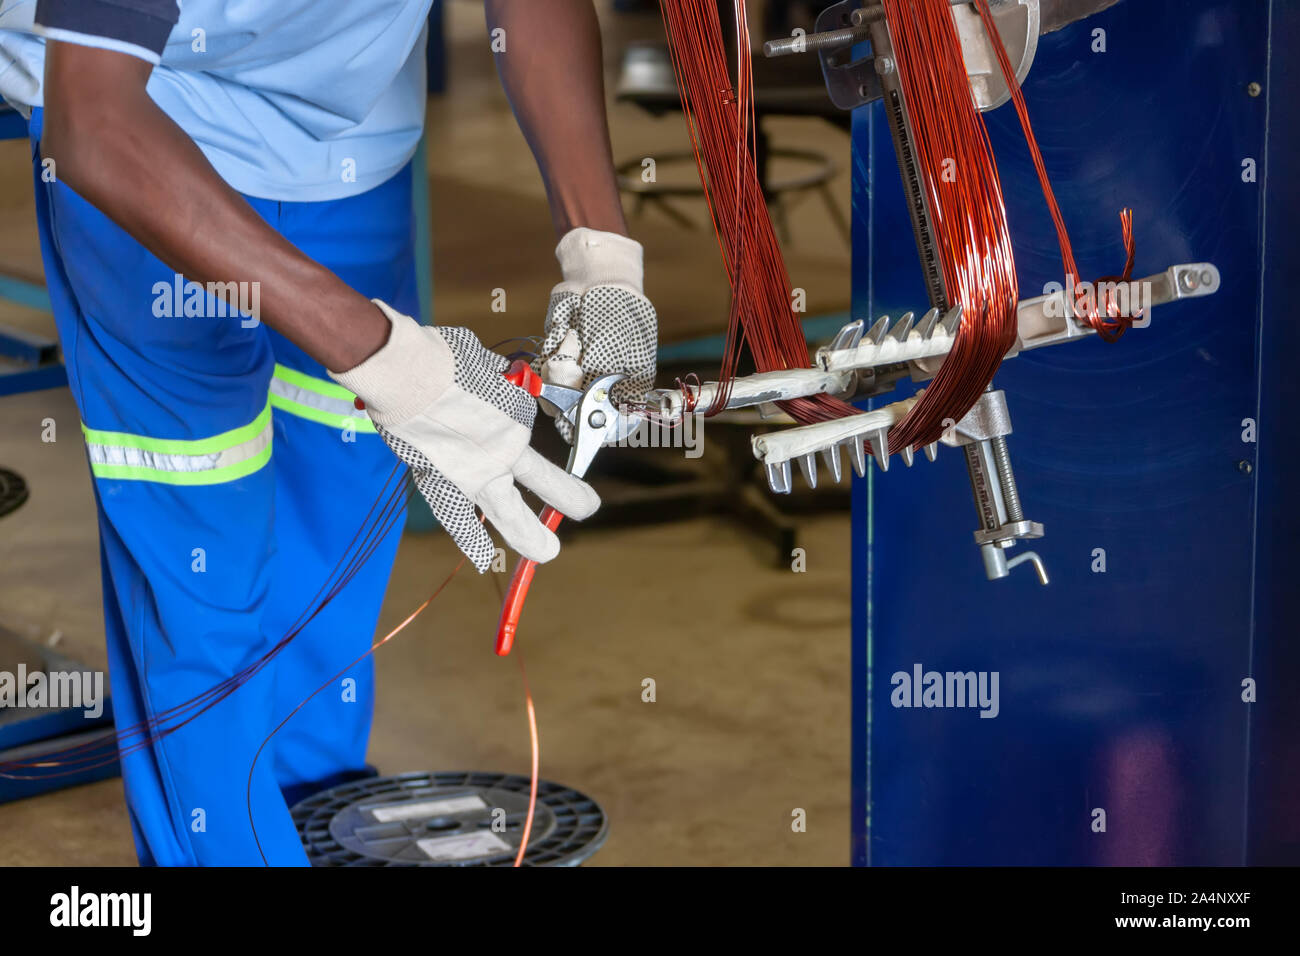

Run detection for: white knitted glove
[[534, 228, 658, 442], [330, 301, 599, 572]]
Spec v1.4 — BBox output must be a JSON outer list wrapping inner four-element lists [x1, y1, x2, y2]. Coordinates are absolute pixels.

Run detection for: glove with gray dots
[[533, 228, 658, 442], [330, 300, 599, 572]]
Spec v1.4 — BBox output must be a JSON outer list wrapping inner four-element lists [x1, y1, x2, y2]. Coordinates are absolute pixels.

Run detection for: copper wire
[[880, 0, 1020, 451], [3, 478, 544, 868], [659, 0, 857, 425], [659, 0, 1139, 455], [247, 551, 469, 865], [970, 0, 1138, 343], [0, 463, 412, 780]]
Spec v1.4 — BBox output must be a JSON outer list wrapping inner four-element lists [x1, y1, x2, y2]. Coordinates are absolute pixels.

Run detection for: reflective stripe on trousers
[[81, 368, 373, 484]]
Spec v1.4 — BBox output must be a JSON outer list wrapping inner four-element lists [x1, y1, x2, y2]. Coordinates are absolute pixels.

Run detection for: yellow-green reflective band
[[82, 401, 273, 486], [269, 364, 377, 433]]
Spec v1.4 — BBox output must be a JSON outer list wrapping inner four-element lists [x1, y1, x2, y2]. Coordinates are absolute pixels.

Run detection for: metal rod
[[978, 382, 1023, 522], [988, 434, 1023, 522], [765, 0, 970, 58], [763, 24, 869, 58], [653, 367, 851, 420]]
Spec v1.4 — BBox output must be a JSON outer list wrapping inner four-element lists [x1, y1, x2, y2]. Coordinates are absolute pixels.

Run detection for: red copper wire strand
[[0, 464, 412, 780], [6, 481, 544, 867], [659, 0, 856, 425], [880, 0, 1019, 450], [970, 0, 1138, 343], [247, 552, 469, 865], [659, 0, 1138, 452]]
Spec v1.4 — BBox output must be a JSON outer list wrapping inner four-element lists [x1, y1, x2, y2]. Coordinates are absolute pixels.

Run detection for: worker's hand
[[331, 300, 600, 572], [534, 228, 658, 442]]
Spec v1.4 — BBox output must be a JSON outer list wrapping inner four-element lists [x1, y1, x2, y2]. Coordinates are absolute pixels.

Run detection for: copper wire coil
[[659, 0, 1138, 454]]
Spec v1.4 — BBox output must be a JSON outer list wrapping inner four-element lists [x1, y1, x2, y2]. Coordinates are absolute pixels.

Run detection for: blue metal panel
[[850, 0, 1282, 865], [1246, 0, 1300, 866]]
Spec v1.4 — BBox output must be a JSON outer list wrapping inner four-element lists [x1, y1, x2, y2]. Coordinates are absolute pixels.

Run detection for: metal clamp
[[764, 0, 1040, 113], [951, 388, 1049, 585]]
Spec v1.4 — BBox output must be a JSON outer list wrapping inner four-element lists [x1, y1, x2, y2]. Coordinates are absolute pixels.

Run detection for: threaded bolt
[[989, 435, 1023, 522]]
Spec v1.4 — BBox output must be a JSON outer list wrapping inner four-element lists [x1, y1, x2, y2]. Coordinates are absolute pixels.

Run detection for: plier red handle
[[495, 359, 631, 655]]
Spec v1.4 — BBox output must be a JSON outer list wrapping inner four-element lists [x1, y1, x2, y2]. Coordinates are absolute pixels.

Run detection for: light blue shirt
[[0, 0, 430, 202]]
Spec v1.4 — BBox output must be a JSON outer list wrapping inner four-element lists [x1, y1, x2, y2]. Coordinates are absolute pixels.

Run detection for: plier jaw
[[564, 371, 639, 477], [504, 360, 635, 477]]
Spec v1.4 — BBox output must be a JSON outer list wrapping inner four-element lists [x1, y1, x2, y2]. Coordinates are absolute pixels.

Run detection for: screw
[[1179, 270, 1199, 293], [989, 435, 1024, 522], [875, 56, 894, 76], [1247, 82, 1262, 97]]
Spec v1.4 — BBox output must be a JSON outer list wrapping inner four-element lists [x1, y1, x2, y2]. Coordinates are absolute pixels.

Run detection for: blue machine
[[850, 0, 1298, 865]]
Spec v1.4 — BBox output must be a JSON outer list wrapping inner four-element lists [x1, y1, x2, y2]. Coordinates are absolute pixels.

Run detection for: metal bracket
[[954, 389, 1049, 585], [767, 1, 1041, 113], [940, 388, 1013, 446], [954, 0, 1040, 110], [1011, 263, 1222, 356], [814, 0, 881, 111]]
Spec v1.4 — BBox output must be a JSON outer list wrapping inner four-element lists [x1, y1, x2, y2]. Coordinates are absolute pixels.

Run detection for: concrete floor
[[0, 0, 854, 866]]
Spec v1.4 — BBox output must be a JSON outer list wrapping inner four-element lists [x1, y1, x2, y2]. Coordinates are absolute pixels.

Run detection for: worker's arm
[[485, 0, 658, 419], [41, 40, 596, 566], [40, 41, 390, 373], [484, 0, 627, 238]]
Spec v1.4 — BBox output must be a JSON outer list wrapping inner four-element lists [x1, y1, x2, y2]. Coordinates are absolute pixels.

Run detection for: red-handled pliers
[[496, 359, 633, 656]]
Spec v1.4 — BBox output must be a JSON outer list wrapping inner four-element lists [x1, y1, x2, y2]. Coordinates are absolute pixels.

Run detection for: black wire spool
[[0, 469, 29, 519], [291, 771, 609, 867]]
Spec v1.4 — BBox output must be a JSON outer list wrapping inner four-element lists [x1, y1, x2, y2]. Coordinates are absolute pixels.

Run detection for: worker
[[0, 1, 657, 865]]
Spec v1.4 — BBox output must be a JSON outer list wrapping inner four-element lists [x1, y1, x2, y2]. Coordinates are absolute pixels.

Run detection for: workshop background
[[0, 0, 854, 866], [1, 0, 1295, 867]]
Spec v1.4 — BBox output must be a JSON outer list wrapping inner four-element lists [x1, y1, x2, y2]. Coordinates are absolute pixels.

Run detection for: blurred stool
[[613, 41, 850, 246]]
